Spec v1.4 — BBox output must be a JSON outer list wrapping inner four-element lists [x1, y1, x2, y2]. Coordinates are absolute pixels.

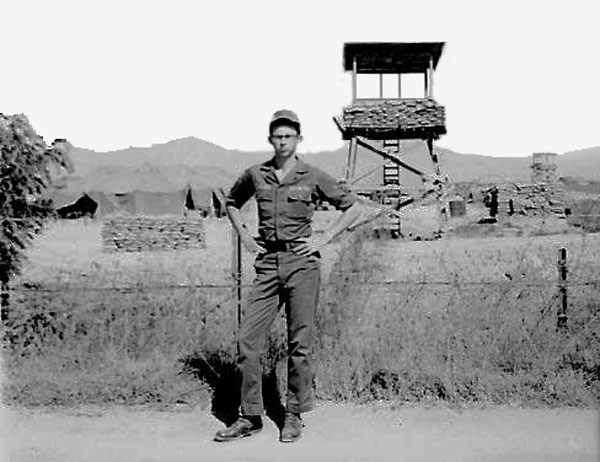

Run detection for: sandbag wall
[[101, 216, 205, 252], [341, 98, 446, 139], [496, 183, 566, 216]]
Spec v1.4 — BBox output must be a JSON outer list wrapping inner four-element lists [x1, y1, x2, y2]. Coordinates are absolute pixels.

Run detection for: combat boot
[[279, 412, 303, 443], [213, 416, 263, 442]]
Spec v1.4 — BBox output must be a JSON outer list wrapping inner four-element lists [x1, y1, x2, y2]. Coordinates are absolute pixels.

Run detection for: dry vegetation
[[2, 212, 599, 408], [316, 230, 600, 406]]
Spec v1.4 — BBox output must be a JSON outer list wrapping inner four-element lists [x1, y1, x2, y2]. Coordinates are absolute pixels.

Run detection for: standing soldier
[[214, 109, 381, 443]]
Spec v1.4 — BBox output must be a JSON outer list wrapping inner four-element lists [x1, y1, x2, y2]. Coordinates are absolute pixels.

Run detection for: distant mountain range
[[60, 137, 600, 193]]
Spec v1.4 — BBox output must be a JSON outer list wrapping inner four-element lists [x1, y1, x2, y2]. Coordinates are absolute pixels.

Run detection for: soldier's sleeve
[[315, 168, 357, 212], [226, 168, 255, 209]]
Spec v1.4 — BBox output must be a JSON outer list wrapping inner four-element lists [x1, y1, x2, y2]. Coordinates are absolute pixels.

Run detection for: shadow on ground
[[182, 352, 287, 430]]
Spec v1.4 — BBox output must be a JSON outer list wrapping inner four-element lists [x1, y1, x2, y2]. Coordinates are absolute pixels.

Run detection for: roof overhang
[[344, 42, 446, 74]]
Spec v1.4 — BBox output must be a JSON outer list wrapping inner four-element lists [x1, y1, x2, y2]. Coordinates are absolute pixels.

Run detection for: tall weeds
[[3, 230, 599, 407], [315, 231, 600, 406]]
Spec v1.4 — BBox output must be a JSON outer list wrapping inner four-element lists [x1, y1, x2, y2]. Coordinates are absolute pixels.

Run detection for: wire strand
[[5, 279, 600, 292]]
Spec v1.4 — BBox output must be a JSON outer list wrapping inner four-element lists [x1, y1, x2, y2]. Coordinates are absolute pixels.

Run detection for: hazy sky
[[3, 0, 598, 157]]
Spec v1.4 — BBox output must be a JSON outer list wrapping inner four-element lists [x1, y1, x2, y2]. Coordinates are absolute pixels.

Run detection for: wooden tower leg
[[427, 137, 446, 234], [349, 137, 359, 181], [344, 138, 354, 182], [427, 137, 441, 176]]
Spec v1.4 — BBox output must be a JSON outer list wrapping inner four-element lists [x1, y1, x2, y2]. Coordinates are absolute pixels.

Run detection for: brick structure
[[101, 216, 205, 252]]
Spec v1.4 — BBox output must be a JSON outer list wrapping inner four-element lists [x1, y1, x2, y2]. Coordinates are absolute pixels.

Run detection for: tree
[[0, 114, 73, 319]]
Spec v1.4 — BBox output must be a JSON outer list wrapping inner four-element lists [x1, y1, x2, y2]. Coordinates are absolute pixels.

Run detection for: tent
[[56, 193, 98, 219], [50, 186, 216, 218]]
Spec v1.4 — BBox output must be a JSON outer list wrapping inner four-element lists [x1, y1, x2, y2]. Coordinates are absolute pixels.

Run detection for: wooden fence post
[[217, 186, 244, 356], [557, 247, 568, 330], [0, 282, 8, 322], [231, 227, 242, 356]]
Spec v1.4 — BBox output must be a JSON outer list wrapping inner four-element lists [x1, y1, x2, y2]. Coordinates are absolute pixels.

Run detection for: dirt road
[[4, 402, 598, 462]]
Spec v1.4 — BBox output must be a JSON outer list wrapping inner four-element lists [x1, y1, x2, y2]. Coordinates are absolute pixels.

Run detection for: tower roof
[[343, 42, 445, 74]]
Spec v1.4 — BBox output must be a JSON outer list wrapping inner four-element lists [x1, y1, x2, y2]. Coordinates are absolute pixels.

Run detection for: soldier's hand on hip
[[241, 235, 266, 255], [293, 236, 327, 258]]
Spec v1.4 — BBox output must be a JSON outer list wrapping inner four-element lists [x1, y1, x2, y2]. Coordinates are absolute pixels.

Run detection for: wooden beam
[[345, 138, 357, 182], [356, 137, 427, 179], [350, 164, 383, 185], [428, 55, 434, 97], [350, 137, 359, 180], [352, 56, 357, 103], [332, 116, 345, 135], [427, 137, 441, 176], [394, 187, 436, 211]]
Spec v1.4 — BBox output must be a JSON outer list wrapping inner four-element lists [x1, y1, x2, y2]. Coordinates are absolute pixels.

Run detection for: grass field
[[14, 211, 341, 287], [2, 213, 599, 408]]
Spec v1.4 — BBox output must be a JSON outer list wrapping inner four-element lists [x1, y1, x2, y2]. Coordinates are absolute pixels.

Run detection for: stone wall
[[101, 216, 205, 252]]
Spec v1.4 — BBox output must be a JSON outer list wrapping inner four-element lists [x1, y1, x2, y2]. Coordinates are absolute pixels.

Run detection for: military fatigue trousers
[[238, 249, 321, 416]]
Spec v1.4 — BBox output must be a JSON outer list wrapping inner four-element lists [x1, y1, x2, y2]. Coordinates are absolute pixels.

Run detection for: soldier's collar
[[260, 155, 307, 173], [294, 157, 308, 173]]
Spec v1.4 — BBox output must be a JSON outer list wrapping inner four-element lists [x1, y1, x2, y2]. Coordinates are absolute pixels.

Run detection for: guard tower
[[531, 152, 559, 184], [333, 42, 448, 236]]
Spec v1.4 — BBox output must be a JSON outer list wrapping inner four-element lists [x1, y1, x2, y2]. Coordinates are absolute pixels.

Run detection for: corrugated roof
[[344, 42, 445, 73]]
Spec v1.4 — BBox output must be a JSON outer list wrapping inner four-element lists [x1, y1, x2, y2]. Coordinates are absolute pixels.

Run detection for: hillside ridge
[[63, 137, 600, 192]]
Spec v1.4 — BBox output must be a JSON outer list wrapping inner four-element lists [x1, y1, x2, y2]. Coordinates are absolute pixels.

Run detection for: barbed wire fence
[[2, 258, 598, 347], [2, 243, 599, 314], [2, 228, 600, 407], [2, 210, 600, 375]]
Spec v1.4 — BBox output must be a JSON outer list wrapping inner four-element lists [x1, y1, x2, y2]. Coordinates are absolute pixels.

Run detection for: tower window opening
[[381, 74, 399, 98], [400, 73, 426, 98], [356, 74, 380, 99], [356, 73, 426, 99]]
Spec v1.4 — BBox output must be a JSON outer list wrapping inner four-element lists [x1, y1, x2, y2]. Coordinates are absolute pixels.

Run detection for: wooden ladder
[[382, 139, 401, 236]]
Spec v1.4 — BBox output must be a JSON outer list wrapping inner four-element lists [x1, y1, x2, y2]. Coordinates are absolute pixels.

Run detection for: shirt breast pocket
[[256, 188, 274, 203], [255, 188, 274, 220], [287, 189, 313, 217]]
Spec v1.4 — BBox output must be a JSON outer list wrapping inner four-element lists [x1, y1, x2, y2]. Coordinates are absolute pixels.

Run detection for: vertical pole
[[344, 139, 353, 182], [427, 137, 441, 176], [379, 73, 384, 99], [352, 57, 357, 103], [0, 281, 8, 322], [236, 234, 242, 331], [231, 227, 242, 355], [398, 73, 402, 98], [427, 137, 445, 228], [346, 137, 359, 182], [557, 247, 568, 330], [349, 137, 359, 181], [428, 55, 434, 97]]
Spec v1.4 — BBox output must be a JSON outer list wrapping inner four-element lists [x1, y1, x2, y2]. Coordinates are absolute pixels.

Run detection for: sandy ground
[[3, 402, 598, 462]]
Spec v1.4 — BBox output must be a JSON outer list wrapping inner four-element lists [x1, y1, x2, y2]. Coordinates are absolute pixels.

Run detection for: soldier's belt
[[262, 240, 304, 253]]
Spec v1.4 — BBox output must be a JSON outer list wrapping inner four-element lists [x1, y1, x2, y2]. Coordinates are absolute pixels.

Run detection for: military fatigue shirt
[[226, 156, 357, 242]]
